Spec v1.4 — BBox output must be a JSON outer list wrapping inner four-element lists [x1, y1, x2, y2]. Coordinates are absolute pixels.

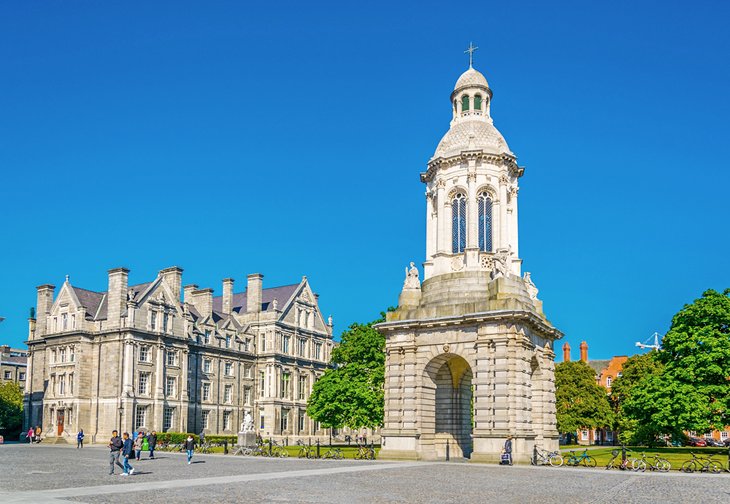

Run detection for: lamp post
[[118, 406, 124, 433]]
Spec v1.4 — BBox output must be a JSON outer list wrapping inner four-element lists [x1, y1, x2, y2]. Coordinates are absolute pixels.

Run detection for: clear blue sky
[[1, 1, 728, 360]]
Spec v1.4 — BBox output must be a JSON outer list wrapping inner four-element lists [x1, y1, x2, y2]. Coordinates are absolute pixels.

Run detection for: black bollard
[[223, 439, 228, 455], [269, 438, 272, 455], [316, 439, 320, 459], [446, 441, 450, 461]]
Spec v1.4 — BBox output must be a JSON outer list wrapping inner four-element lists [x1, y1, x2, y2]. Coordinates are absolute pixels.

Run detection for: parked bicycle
[[565, 449, 597, 468], [323, 446, 344, 460], [531, 446, 563, 467], [680, 452, 723, 473], [605, 449, 633, 470], [355, 443, 376, 460], [632, 452, 671, 472]]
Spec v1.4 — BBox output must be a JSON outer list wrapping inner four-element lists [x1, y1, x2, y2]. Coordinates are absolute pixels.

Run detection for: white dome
[[454, 67, 489, 91], [433, 118, 511, 159]]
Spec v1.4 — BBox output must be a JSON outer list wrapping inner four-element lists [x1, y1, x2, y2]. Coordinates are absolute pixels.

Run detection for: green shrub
[[204, 434, 237, 445], [155, 432, 199, 444]]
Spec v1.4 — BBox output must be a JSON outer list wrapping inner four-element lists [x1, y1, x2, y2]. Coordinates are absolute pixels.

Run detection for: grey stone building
[[376, 55, 563, 463], [24, 267, 335, 442], [0, 345, 28, 388]]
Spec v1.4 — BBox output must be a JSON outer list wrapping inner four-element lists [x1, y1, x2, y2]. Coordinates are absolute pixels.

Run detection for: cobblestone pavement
[[1, 444, 728, 503]]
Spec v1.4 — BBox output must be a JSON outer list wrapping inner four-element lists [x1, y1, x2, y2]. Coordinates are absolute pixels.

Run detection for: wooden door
[[57, 409, 65, 436]]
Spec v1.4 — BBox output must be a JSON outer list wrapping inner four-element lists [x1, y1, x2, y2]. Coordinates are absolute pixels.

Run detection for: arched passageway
[[423, 354, 473, 459]]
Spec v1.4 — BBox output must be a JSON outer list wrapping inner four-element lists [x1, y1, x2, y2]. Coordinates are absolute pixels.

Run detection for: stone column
[[499, 175, 508, 250], [154, 344, 164, 429], [436, 180, 447, 253], [466, 169, 477, 249]]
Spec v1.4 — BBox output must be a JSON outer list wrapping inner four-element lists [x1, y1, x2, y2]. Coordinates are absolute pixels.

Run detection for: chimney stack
[[246, 274, 263, 313], [562, 342, 571, 362], [183, 284, 198, 305], [160, 266, 183, 301], [191, 288, 213, 319], [580, 341, 588, 362], [222, 278, 234, 314], [107, 268, 129, 328], [35, 284, 55, 337]]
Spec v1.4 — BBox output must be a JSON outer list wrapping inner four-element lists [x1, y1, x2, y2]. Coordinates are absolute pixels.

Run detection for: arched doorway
[[423, 354, 473, 459]]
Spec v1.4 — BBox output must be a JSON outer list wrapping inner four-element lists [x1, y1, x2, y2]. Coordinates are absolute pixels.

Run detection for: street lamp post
[[118, 406, 124, 433]]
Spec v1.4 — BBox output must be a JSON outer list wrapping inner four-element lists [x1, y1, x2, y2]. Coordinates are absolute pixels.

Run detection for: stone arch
[[421, 353, 473, 459]]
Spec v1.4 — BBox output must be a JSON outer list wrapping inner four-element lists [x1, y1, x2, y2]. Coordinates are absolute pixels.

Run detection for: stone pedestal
[[237, 431, 256, 448]]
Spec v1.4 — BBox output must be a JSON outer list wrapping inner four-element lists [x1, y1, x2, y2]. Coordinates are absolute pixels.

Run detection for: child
[[134, 431, 144, 461], [77, 429, 84, 449], [184, 435, 195, 465]]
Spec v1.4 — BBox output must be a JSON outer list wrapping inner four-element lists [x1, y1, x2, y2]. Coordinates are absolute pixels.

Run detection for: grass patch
[[560, 446, 729, 471]]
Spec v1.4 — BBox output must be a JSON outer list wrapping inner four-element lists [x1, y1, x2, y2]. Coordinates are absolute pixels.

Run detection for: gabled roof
[[586, 360, 611, 376], [76, 282, 153, 321], [211, 284, 299, 314]]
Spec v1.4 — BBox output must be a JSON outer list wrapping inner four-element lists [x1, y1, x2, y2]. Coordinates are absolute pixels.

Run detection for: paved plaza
[[0, 444, 729, 503]]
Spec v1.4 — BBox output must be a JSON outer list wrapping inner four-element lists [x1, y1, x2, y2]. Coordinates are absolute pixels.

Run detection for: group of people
[[25, 426, 42, 443], [108, 430, 159, 476]]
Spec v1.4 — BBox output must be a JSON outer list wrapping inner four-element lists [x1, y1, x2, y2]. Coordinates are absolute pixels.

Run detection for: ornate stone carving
[[508, 185, 518, 203], [127, 289, 137, 302], [403, 262, 421, 290], [479, 253, 493, 271], [523, 272, 539, 300], [451, 255, 464, 272], [240, 410, 254, 433], [442, 344, 450, 353], [490, 249, 510, 280]]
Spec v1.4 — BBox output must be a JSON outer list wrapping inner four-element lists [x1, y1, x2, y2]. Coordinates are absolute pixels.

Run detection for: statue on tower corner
[[523, 272, 539, 300], [490, 249, 511, 280], [403, 262, 421, 290]]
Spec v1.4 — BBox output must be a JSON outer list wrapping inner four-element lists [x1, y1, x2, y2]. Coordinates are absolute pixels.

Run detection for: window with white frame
[[204, 330, 211, 345], [298, 410, 306, 433], [617, 372, 622, 378], [244, 386, 251, 405], [4, 371, 11, 380], [62, 313, 68, 330], [224, 384, 232, 404], [244, 364, 252, 378], [243, 338, 250, 352], [280, 408, 289, 432], [135, 405, 147, 430], [166, 350, 176, 366], [166, 376, 176, 397], [71, 314, 76, 329], [59, 375, 65, 395], [223, 411, 232, 431], [163, 407, 174, 431], [298, 338, 306, 356], [69, 347, 75, 362], [224, 362, 233, 376], [202, 410, 210, 429], [298, 376, 307, 400], [451, 192, 467, 253], [478, 191, 493, 252], [606, 376, 612, 388], [138, 372, 150, 395], [314, 343, 322, 360], [225, 335, 231, 349], [150, 311, 157, 331], [68, 373, 73, 395], [203, 359, 211, 373], [139, 346, 150, 362], [704, 432, 713, 438], [282, 335, 290, 354], [163, 313, 169, 333], [606, 431, 613, 441], [59, 348, 66, 363], [51, 350, 56, 363], [202, 383, 210, 401], [721, 431, 728, 440], [260, 334, 266, 352], [259, 371, 265, 397], [581, 429, 589, 441], [19, 371, 26, 380], [281, 372, 291, 399]]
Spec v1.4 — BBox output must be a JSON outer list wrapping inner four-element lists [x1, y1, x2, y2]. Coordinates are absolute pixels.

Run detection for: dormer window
[[461, 95, 470, 112], [62, 313, 68, 331]]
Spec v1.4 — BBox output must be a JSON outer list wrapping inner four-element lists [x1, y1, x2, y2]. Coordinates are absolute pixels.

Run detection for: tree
[[0, 381, 24, 434], [307, 312, 388, 430], [609, 352, 663, 444], [623, 289, 730, 441], [555, 361, 613, 436]]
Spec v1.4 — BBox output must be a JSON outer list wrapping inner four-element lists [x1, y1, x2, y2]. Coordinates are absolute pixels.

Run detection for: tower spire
[[464, 42, 478, 68]]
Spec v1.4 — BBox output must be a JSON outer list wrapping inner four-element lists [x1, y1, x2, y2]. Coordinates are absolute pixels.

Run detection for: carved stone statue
[[403, 262, 421, 290], [523, 272, 539, 300], [490, 252, 509, 280], [127, 289, 137, 302], [240, 411, 254, 433], [327, 315, 333, 326]]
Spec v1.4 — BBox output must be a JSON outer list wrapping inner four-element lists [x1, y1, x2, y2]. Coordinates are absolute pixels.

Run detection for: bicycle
[[565, 449, 597, 468], [198, 442, 213, 454], [355, 443, 375, 460], [323, 447, 344, 460], [632, 452, 670, 472], [296, 441, 316, 459], [605, 449, 633, 470], [680, 452, 723, 473], [531, 446, 563, 467]]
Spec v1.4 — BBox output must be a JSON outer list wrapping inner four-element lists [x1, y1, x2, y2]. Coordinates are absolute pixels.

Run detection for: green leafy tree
[[624, 289, 730, 441], [0, 381, 24, 433], [307, 311, 390, 430], [555, 360, 613, 436], [609, 352, 663, 444]]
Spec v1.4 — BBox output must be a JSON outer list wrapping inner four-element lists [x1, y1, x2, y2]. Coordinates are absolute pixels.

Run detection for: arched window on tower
[[474, 94, 482, 111], [461, 95, 470, 112], [452, 193, 467, 253], [478, 192, 493, 252]]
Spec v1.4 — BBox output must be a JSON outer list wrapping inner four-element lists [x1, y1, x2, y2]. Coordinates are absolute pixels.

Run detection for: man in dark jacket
[[503, 435, 513, 465], [121, 432, 135, 476], [108, 430, 125, 475], [147, 431, 157, 459]]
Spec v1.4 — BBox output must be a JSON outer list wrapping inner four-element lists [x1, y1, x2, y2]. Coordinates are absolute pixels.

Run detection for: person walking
[[108, 430, 125, 475], [134, 431, 144, 461], [502, 435, 513, 466], [147, 431, 157, 459], [35, 426, 42, 443], [26, 427, 34, 444], [121, 432, 135, 476], [77, 429, 84, 449], [184, 435, 195, 465]]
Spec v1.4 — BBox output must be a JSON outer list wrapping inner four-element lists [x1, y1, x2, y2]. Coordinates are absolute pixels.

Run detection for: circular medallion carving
[[443, 344, 450, 353]]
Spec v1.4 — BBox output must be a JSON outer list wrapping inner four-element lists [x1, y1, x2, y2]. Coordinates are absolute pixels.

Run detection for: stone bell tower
[[377, 47, 563, 463]]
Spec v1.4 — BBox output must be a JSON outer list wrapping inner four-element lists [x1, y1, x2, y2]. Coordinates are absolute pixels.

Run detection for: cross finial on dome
[[465, 42, 478, 68]]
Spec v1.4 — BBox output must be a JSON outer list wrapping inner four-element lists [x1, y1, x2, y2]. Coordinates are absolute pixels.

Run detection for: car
[[724, 438, 730, 447], [687, 437, 707, 447], [704, 438, 722, 447]]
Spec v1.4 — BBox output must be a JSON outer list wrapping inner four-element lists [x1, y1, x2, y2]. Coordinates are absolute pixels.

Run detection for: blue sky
[[1, 1, 728, 360]]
